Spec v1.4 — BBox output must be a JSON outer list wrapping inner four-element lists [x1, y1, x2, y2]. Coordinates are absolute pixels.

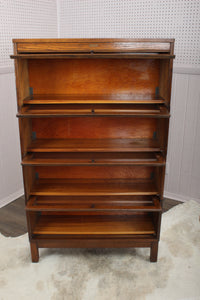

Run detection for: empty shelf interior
[[28, 139, 161, 153], [33, 214, 156, 235], [31, 178, 158, 196]]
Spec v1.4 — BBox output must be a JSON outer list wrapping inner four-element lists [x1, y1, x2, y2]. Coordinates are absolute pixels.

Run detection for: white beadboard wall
[[164, 73, 200, 202], [58, 0, 200, 203], [0, 72, 23, 207], [0, 0, 57, 207], [0, 0, 200, 207]]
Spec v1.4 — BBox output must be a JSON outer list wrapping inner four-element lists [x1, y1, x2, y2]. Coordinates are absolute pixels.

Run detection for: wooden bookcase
[[11, 39, 174, 262]]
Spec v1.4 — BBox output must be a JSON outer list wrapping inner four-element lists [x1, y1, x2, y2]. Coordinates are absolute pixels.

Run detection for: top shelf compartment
[[11, 38, 175, 56], [12, 39, 174, 110]]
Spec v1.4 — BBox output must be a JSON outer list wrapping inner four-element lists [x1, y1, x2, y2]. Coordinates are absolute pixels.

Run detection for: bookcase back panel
[[28, 59, 160, 95], [31, 117, 157, 139], [34, 166, 154, 179]]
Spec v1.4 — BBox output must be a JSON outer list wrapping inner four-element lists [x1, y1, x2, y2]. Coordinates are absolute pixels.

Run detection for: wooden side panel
[[28, 59, 160, 95], [157, 118, 169, 154], [159, 59, 174, 106], [31, 117, 157, 139], [22, 166, 35, 202], [18, 118, 32, 156], [13, 42, 29, 108]]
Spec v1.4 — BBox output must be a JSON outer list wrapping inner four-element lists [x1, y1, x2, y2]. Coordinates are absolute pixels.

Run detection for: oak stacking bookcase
[[11, 38, 174, 262]]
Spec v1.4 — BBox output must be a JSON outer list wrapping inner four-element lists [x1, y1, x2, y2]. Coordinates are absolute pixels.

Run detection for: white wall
[[0, 0, 200, 207], [0, 0, 58, 207], [58, 0, 200, 68], [0, 71, 23, 207], [58, 0, 200, 203], [165, 72, 200, 202]]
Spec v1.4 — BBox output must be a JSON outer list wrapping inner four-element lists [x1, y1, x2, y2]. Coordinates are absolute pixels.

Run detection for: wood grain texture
[[150, 241, 159, 262], [28, 59, 160, 95], [30, 240, 39, 263], [34, 165, 154, 179], [31, 179, 157, 196], [33, 214, 155, 235], [15, 38, 172, 53], [13, 42, 29, 108], [11, 38, 175, 262], [27, 139, 161, 153], [0, 196, 179, 237], [18, 103, 169, 117], [23, 94, 165, 104], [36, 238, 154, 249], [22, 152, 165, 166], [31, 117, 157, 139], [26, 195, 161, 213]]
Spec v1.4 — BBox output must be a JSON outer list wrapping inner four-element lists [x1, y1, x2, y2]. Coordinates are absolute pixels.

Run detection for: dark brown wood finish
[[0, 196, 180, 236], [11, 38, 175, 262]]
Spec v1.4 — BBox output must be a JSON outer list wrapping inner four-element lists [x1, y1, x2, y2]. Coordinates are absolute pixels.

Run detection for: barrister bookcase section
[[11, 38, 174, 262]]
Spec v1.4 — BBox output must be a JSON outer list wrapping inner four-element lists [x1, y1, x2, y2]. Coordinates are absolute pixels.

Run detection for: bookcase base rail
[[30, 238, 159, 263]]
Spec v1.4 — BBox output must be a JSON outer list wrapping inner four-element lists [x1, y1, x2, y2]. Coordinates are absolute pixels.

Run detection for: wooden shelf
[[22, 152, 165, 166], [23, 94, 165, 105], [11, 53, 175, 59], [28, 138, 161, 153], [18, 104, 169, 118], [26, 195, 161, 212], [31, 179, 158, 196], [33, 214, 156, 235]]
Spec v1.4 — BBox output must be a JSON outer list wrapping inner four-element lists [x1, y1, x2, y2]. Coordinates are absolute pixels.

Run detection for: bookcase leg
[[150, 241, 158, 262], [30, 241, 39, 263]]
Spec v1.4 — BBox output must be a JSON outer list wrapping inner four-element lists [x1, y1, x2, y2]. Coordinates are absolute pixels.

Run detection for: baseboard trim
[[0, 66, 14, 74], [164, 191, 200, 204], [0, 189, 24, 208], [173, 65, 200, 75]]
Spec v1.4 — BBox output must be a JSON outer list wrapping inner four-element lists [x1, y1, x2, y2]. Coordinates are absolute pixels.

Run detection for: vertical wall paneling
[[164, 74, 200, 202], [165, 74, 188, 194], [178, 76, 200, 197], [0, 1, 58, 206], [0, 73, 23, 206], [188, 77, 200, 199], [57, 0, 200, 202]]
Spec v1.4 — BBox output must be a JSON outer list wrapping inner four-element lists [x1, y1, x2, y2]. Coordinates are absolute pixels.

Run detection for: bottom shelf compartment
[[32, 213, 156, 236]]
